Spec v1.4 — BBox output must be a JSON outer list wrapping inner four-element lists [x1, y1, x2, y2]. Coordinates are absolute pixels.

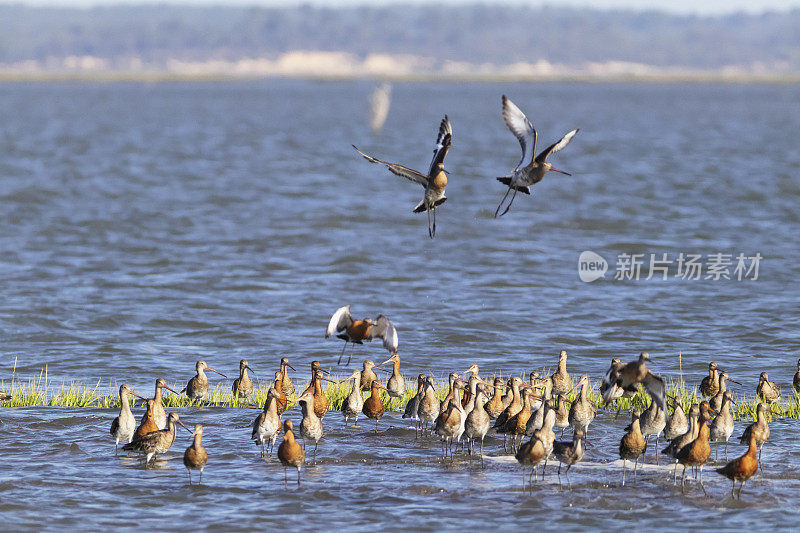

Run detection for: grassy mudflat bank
[[2, 359, 797, 422]]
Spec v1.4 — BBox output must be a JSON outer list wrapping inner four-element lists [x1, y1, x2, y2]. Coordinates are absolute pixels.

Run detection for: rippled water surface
[[1, 80, 799, 530]]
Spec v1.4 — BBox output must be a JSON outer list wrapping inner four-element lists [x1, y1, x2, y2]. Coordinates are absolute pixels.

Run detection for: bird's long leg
[[498, 189, 518, 218], [621, 459, 626, 486], [337, 341, 348, 365], [494, 187, 512, 218], [427, 205, 433, 238], [432, 206, 437, 238], [654, 436, 659, 465]]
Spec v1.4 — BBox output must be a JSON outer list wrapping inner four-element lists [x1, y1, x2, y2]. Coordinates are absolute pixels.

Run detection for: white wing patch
[[502, 95, 537, 172]]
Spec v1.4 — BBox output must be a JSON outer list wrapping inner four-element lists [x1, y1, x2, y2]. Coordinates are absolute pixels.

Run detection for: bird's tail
[[496, 177, 530, 194]]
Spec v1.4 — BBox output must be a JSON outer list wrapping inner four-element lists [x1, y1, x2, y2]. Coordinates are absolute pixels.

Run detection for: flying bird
[[353, 115, 452, 237], [495, 95, 578, 217], [601, 352, 667, 416], [325, 305, 399, 365]]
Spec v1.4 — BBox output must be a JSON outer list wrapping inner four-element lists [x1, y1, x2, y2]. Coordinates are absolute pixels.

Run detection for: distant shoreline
[[1, 72, 799, 84]]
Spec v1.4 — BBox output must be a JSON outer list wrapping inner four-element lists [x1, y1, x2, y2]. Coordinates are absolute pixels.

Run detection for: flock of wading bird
[[110, 303, 800, 498], [106, 94, 791, 499]]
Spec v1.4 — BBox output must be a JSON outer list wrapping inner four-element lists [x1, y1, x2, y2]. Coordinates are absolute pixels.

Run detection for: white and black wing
[[353, 145, 428, 187], [370, 314, 398, 354], [642, 371, 667, 416], [599, 361, 620, 404], [535, 129, 579, 163], [326, 305, 353, 338], [427, 115, 452, 175], [502, 95, 536, 172]]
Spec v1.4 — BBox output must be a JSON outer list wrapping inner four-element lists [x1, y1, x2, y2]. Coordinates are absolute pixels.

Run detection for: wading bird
[[277, 420, 304, 487], [123, 412, 191, 465], [183, 424, 207, 485], [110, 384, 145, 454], [494, 95, 578, 217], [326, 305, 399, 365], [252, 388, 281, 457], [182, 360, 227, 400], [717, 431, 759, 499], [232, 359, 256, 398], [353, 116, 452, 237]]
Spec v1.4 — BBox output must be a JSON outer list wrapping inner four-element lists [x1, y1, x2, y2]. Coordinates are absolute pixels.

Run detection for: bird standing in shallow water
[[326, 305, 399, 365], [252, 388, 281, 457], [619, 410, 646, 486], [297, 389, 323, 461], [123, 412, 191, 465], [403, 374, 426, 436], [183, 424, 207, 485], [182, 360, 227, 401], [710, 390, 735, 460], [553, 428, 584, 485], [381, 352, 405, 399], [717, 431, 759, 499], [110, 384, 145, 454], [363, 380, 389, 433], [353, 115, 452, 238], [277, 420, 304, 487], [739, 402, 770, 466], [341, 370, 364, 427], [417, 376, 440, 435], [676, 401, 715, 493], [494, 95, 578, 217]]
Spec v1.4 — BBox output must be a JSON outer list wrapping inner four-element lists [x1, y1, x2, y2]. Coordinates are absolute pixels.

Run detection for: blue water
[[1, 80, 799, 530]]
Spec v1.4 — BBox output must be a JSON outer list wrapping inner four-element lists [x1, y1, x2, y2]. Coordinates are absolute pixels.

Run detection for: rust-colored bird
[[135, 399, 160, 438], [363, 380, 389, 433], [353, 115, 452, 238], [272, 371, 288, 416], [717, 431, 759, 499], [601, 352, 667, 416], [277, 420, 305, 487], [183, 424, 207, 485], [151, 378, 180, 430], [484, 377, 507, 419], [326, 305, 398, 365], [182, 360, 227, 400], [739, 402, 770, 465], [676, 401, 715, 492]]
